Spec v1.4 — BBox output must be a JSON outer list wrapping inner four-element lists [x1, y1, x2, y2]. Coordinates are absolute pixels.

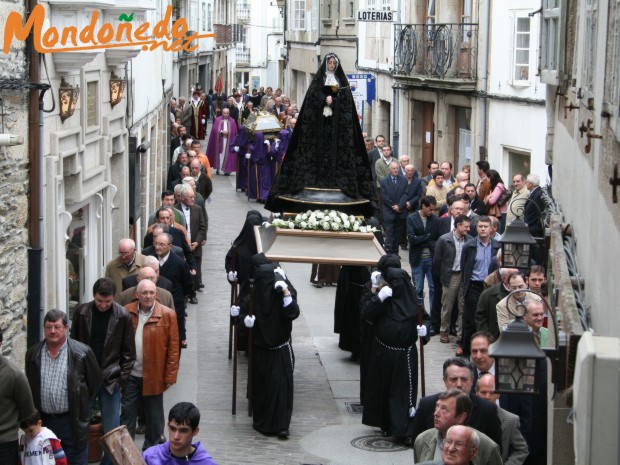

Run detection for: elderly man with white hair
[[105, 238, 146, 300]]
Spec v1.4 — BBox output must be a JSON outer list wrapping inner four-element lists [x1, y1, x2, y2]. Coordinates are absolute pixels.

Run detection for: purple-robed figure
[[234, 125, 251, 191], [247, 132, 272, 202], [206, 112, 238, 174], [269, 129, 291, 182]]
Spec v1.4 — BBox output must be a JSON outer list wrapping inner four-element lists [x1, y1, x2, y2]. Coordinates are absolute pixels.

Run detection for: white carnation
[[328, 210, 338, 219], [332, 222, 341, 231], [322, 221, 331, 230], [295, 214, 302, 222], [316, 212, 325, 219], [343, 220, 350, 229], [359, 226, 367, 233], [300, 221, 308, 229], [352, 222, 359, 231]]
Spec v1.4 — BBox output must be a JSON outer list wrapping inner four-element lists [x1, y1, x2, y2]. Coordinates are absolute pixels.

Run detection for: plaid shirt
[[40, 340, 69, 414]]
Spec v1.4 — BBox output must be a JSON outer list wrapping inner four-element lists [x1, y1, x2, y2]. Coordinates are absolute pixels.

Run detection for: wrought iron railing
[[393, 23, 478, 80], [236, 45, 250, 64]]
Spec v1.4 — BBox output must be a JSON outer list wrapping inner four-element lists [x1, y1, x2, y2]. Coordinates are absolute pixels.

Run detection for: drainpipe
[[27, 0, 44, 346], [391, 0, 403, 155], [478, 0, 491, 160]]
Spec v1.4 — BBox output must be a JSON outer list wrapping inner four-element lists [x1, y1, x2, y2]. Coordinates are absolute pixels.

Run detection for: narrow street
[[159, 174, 457, 465]]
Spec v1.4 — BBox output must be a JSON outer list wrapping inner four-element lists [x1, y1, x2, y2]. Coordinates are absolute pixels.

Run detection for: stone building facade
[[0, 0, 30, 365]]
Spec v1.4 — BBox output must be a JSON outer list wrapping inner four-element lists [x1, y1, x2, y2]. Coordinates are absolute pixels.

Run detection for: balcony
[[236, 45, 250, 65], [393, 23, 479, 90], [237, 1, 250, 22], [213, 23, 233, 48]]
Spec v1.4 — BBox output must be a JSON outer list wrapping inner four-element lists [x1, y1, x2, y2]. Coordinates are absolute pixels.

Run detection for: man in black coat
[[465, 183, 487, 215], [380, 161, 408, 254], [122, 255, 174, 292], [411, 357, 503, 452], [151, 233, 193, 348], [142, 209, 197, 272], [407, 196, 438, 316]]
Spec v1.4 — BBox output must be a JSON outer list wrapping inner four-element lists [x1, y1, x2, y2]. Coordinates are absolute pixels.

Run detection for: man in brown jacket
[[120, 279, 179, 451], [105, 238, 145, 300]]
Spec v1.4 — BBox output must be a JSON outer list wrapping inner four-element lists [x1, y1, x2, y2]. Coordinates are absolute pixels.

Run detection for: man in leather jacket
[[26, 310, 101, 465], [71, 277, 136, 465]]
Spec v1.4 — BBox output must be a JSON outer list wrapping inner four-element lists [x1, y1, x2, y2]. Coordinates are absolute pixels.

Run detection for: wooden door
[[422, 102, 435, 169]]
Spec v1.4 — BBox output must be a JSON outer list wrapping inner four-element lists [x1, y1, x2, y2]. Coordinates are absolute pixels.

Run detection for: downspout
[[392, 0, 402, 155], [479, 0, 491, 160], [27, 0, 43, 346]]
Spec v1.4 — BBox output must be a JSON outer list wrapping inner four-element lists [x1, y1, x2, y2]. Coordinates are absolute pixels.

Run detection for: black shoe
[[429, 328, 438, 337], [189, 297, 198, 305], [197, 283, 205, 290], [277, 430, 289, 439], [449, 328, 458, 337], [136, 424, 145, 435], [158, 434, 166, 444]]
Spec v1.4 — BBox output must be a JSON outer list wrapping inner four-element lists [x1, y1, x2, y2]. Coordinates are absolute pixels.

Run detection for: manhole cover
[[350, 435, 409, 452], [345, 402, 363, 414]]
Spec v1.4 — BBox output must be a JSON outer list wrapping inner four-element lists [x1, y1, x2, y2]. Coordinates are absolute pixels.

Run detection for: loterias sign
[[2, 5, 215, 54], [357, 10, 395, 22]]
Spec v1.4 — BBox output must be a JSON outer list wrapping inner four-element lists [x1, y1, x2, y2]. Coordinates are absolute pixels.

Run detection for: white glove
[[274, 267, 287, 280], [244, 315, 255, 328], [227, 271, 237, 282], [230, 305, 240, 317], [245, 153, 251, 160], [371, 271, 382, 288], [417, 325, 428, 337], [234, 146, 240, 152], [378, 286, 392, 302], [201, 118, 206, 124], [275, 139, 280, 149], [274, 280, 288, 292], [264, 140, 271, 147]]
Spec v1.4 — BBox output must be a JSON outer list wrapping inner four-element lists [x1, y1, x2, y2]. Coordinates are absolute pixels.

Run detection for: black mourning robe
[[334, 266, 370, 354], [237, 253, 300, 435], [361, 259, 422, 439], [266, 53, 375, 216], [225, 210, 265, 285]]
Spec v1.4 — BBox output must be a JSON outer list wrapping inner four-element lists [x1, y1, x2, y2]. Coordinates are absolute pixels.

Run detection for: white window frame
[[367, 0, 376, 9], [381, 0, 391, 11], [509, 12, 533, 86], [581, 0, 598, 101], [292, 0, 306, 30], [540, 0, 566, 85]]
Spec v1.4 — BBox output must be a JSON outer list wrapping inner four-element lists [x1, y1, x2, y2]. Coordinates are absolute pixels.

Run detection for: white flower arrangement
[[265, 209, 377, 233]]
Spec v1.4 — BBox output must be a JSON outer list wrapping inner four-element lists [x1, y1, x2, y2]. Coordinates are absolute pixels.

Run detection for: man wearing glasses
[[413, 389, 501, 465], [105, 238, 146, 301], [25, 310, 101, 465]]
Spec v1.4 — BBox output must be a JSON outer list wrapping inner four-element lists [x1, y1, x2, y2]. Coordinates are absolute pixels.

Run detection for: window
[[207, 4, 212, 30], [541, 0, 565, 85], [381, 0, 391, 11], [425, 0, 436, 25], [349, 1, 354, 17], [582, 0, 598, 99], [507, 149, 531, 184], [367, 0, 376, 9], [293, 0, 306, 30], [510, 14, 532, 84], [326, 1, 332, 18]]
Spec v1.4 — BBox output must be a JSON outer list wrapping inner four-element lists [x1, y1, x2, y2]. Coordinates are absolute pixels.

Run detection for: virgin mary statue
[[265, 53, 375, 217]]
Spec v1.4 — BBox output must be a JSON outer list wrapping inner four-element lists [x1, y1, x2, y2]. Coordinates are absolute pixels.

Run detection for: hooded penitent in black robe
[[265, 53, 375, 216], [334, 266, 370, 355], [237, 253, 300, 435], [361, 254, 428, 441], [225, 210, 265, 285]]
